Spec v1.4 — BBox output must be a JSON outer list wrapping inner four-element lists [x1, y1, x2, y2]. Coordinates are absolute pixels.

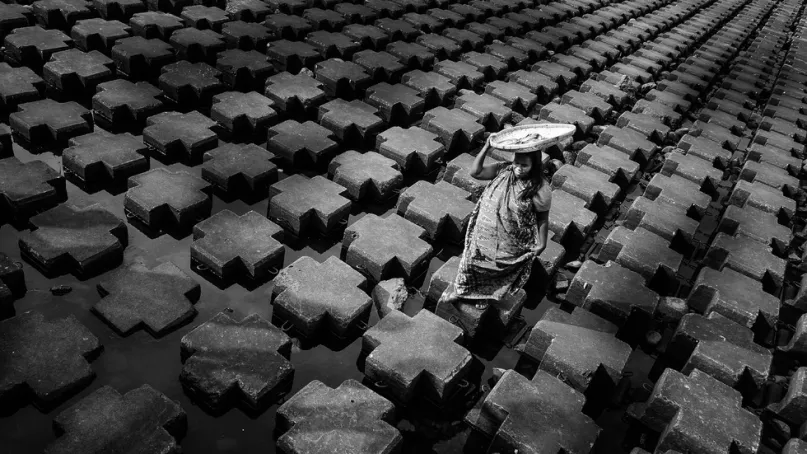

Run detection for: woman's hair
[[516, 150, 547, 203]]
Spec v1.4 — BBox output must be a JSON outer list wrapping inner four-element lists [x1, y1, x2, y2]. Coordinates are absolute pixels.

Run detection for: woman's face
[[512, 154, 533, 179]]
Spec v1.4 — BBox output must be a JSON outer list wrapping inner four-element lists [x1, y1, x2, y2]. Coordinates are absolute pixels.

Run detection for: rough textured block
[[596, 125, 658, 165], [124, 167, 212, 231], [92, 79, 164, 127], [315, 58, 372, 100], [661, 151, 722, 194], [704, 233, 786, 292], [276, 380, 401, 454], [575, 143, 639, 187], [375, 125, 444, 174], [665, 312, 771, 390], [180, 311, 293, 413], [623, 196, 698, 248], [0, 311, 101, 410], [362, 309, 472, 403], [420, 106, 484, 154], [266, 120, 338, 168], [169, 27, 225, 64], [19, 203, 127, 277], [616, 111, 671, 143], [644, 173, 711, 219], [268, 174, 351, 237], [4, 25, 72, 71], [352, 49, 406, 82], [306, 31, 360, 60], [677, 134, 733, 168], [740, 160, 799, 194], [317, 98, 384, 146], [435, 59, 484, 90], [70, 17, 131, 54], [63, 130, 148, 186], [328, 150, 403, 202], [32, 0, 94, 30], [220, 21, 270, 52], [0, 252, 25, 314], [343, 213, 432, 283], [0, 4, 35, 42], [539, 102, 594, 135], [225, 0, 271, 22], [767, 368, 807, 427], [688, 266, 779, 330], [548, 189, 597, 244], [95, 260, 200, 336], [9, 99, 93, 148], [401, 70, 456, 106], [42, 47, 116, 96], [272, 255, 372, 338], [210, 91, 277, 138], [111, 36, 175, 80], [264, 13, 311, 41], [192, 209, 284, 282], [216, 49, 274, 91], [730, 179, 796, 220], [365, 82, 424, 125], [372, 278, 407, 318], [0, 156, 65, 223], [342, 24, 389, 51], [523, 306, 630, 394], [454, 90, 513, 131], [551, 164, 621, 213], [0, 63, 45, 115], [129, 11, 183, 40], [396, 179, 474, 243], [264, 71, 327, 117], [466, 369, 600, 454], [599, 226, 682, 286], [201, 142, 277, 198], [158, 60, 224, 106], [143, 111, 218, 163], [46, 385, 185, 454], [567, 260, 659, 328], [718, 204, 791, 252], [181, 5, 229, 32]]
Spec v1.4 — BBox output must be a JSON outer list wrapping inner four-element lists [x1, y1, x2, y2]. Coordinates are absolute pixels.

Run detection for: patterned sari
[[453, 164, 551, 301]]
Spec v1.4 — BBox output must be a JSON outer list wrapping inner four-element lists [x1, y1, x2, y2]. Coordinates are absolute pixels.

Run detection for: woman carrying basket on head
[[439, 124, 574, 310]]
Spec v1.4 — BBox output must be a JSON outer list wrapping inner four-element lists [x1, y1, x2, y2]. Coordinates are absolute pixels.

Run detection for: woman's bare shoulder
[[532, 181, 552, 212]]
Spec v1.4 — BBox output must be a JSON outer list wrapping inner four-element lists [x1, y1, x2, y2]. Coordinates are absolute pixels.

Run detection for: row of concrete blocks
[[624, 1, 807, 453]]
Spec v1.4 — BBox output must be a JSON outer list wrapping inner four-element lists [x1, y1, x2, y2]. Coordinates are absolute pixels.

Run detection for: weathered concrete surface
[[666, 313, 771, 391], [272, 255, 371, 339], [372, 278, 408, 318], [466, 369, 600, 454], [46, 385, 186, 454], [767, 368, 807, 428], [268, 174, 351, 237], [717, 204, 791, 252], [201, 143, 278, 199], [180, 311, 293, 413], [125, 167, 212, 231], [623, 196, 698, 248], [688, 266, 779, 330], [266, 120, 338, 169], [628, 369, 761, 454], [704, 232, 786, 291], [0, 252, 24, 315], [19, 203, 127, 278], [342, 213, 433, 283], [92, 79, 165, 127], [522, 306, 631, 393], [548, 190, 597, 245], [362, 309, 472, 404], [0, 311, 102, 410], [0, 156, 66, 222], [566, 260, 659, 328], [375, 125, 445, 174], [442, 152, 503, 201], [95, 260, 200, 337], [9, 98, 93, 147], [143, 110, 219, 163], [396, 180, 474, 243], [63, 130, 149, 186], [276, 379, 401, 454], [192, 210, 284, 282], [729, 179, 796, 221], [599, 226, 682, 288], [551, 164, 621, 213], [644, 173, 711, 219], [328, 150, 403, 201], [209, 91, 278, 138]]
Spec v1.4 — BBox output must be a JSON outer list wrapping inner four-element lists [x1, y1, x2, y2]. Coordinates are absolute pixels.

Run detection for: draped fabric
[[453, 164, 551, 301]]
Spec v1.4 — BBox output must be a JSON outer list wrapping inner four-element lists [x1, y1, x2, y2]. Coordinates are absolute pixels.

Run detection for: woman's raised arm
[[469, 138, 504, 180]]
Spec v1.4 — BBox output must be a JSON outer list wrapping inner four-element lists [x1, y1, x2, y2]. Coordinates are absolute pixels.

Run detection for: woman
[[440, 136, 551, 310]]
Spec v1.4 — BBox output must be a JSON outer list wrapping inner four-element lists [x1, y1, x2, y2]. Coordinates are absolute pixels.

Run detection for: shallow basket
[[489, 123, 577, 154]]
